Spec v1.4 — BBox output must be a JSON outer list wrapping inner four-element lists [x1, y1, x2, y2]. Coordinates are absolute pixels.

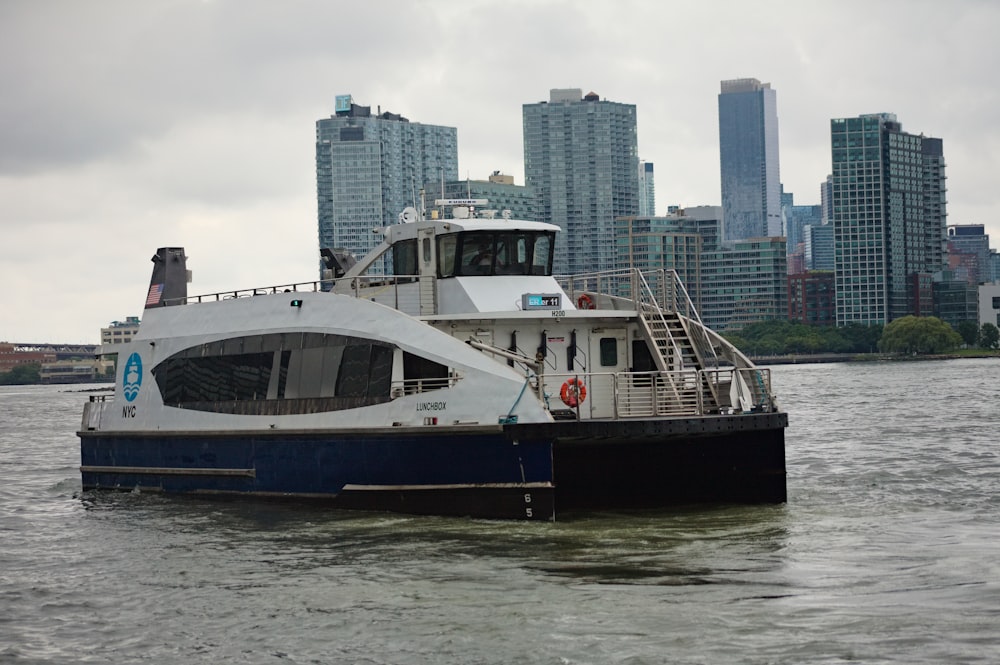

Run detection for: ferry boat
[[79, 200, 787, 520]]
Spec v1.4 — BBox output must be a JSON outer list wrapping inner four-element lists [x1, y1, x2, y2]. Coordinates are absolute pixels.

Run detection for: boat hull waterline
[[80, 413, 785, 520]]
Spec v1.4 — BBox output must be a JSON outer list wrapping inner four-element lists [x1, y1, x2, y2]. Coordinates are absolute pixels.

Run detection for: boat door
[[583, 327, 628, 419], [417, 227, 437, 315]]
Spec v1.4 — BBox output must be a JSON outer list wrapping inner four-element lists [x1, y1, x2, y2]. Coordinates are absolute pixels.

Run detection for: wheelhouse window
[[392, 238, 417, 277], [437, 231, 555, 277]]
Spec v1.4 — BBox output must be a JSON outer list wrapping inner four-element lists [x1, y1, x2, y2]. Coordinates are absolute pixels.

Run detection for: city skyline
[[2, 0, 999, 343]]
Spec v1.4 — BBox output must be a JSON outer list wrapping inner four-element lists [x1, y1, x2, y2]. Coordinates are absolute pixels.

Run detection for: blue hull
[[80, 429, 556, 520], [80, 413, 787, 520]]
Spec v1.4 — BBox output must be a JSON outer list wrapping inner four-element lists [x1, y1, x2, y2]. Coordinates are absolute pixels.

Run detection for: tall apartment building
[[638, 161, 656, 216], [718, 78, 781, 244], [316, 95, 458, 273], [523, 89, 639, 275], [830, 113, 948, 325]]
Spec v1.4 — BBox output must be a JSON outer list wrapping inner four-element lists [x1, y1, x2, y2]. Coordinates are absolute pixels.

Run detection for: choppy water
[[2, 358, 999, 664]]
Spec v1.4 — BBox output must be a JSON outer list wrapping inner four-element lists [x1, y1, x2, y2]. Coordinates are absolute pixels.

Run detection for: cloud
[[1, 0, 999, 342]]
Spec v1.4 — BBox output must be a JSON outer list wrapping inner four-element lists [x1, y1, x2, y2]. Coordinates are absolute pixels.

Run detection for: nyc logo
[[123, 352, 143, 402]]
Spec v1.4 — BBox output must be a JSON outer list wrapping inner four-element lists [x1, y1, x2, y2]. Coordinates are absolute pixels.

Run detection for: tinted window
[[599, 338, 618, 367]]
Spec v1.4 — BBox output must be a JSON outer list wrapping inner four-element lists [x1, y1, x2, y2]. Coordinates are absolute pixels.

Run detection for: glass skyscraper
[[523, 89, 639, 275], [638, 161, 655, 217], [718, 79, 781, 244], [830, 113, 947, 325], [316, 95, 458, 274]]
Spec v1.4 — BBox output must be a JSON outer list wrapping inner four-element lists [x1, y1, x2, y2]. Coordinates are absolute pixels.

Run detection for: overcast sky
[[2, 0, 999, 344]]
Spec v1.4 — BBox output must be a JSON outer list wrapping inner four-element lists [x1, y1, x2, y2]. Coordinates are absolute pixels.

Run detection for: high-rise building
[[638, 161, 655, 216], [718, 78, 781, 244], [523, 89, 639, 275], [316, 94, 458, 274], [830, 113, 948, 325]]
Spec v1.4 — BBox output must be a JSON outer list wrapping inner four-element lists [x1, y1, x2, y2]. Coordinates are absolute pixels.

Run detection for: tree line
[[723, 318, 1000, 357], [0, 364, 41, 385]]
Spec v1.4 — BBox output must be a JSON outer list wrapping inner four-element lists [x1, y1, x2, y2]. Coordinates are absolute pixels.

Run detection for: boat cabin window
[[599, 338, 619, 367], [437, 231, 555, 277], [151, 333, 451, 415], [392, 238, 417, 277]]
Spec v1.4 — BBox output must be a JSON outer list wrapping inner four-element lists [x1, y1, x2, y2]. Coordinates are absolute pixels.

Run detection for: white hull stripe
[[342, 482, 553, 491], [81, 465, 256, 478]]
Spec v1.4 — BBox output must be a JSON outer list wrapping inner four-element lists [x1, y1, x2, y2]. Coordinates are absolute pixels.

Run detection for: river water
[[1, 358, 998, 664]]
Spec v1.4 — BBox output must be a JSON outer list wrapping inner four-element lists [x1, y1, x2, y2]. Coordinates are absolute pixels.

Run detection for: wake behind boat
[[79, 199, 786, 520]]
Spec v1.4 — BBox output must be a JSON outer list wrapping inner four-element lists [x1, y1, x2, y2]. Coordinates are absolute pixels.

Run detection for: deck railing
[[542, 367, 774, 419]]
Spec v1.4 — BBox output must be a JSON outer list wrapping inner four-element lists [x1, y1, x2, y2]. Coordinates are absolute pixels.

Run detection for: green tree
[[839, 322, 883, 354], [979, 323, 1000, 350], [956, 321, 980, 347], [722, 319, 884, 355], [878, 316, 962, 355], [0, 363, 41, 385]]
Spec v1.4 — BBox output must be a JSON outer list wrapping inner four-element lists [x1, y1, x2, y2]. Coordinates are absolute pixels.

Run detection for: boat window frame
[[437, 230, 555, 278], [150, 332, 455, 415]]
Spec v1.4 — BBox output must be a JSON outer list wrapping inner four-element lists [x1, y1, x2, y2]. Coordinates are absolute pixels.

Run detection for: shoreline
[[752, 352, 1000, 365]]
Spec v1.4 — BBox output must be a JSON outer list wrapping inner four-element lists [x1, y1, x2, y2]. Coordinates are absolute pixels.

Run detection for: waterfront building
[[947, 224, 991, 284], [39, 359, 109, 384], [638, 161, 656, 216], [718, 78, 781, 244], [316, 95, 458, 274], [829, 113, 947, 325], [618, 207, 787, 329], [425, 172, 537, 222], [615, 208, 721, 310], [933, 271, 980, 329], [700, 236, 788, 331], [0, 342, 55, 373], [101, 317, 140, 346], [523, 88, 639, 275], [787, 271, 835, 326]]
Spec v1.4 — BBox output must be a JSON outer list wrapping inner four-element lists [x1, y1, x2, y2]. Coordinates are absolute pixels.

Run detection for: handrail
[[631, 269, 687, 369], [539, 368, 774, 419]]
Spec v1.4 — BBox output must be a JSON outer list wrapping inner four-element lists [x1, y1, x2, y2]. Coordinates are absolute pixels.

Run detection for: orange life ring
[[560, 378, 587, 408], [577, 293, 595, 310]]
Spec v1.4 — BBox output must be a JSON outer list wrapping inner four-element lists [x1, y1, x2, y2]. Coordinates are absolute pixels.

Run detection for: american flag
[[145, 283, 164, 306]]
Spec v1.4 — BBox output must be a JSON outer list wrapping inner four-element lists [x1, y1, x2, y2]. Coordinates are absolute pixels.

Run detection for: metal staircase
[[633, 271, 721, 410]]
